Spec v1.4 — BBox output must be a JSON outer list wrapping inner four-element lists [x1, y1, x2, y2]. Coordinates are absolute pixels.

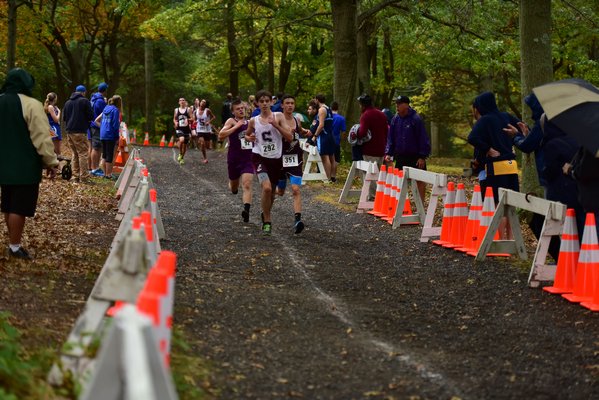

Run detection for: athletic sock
[[9, 244, 21, 252], [244, 203, 251, 212], [295, 212, 302, 222]]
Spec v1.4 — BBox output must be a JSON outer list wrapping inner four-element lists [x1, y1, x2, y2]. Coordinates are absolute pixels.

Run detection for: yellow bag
[[488, 159, 518, 176]]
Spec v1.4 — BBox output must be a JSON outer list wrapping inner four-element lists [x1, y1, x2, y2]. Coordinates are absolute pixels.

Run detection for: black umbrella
[[533, 78, 599, 157]]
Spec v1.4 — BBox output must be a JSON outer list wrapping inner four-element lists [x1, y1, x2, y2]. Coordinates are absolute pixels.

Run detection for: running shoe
[[9, 246, 33, 260], [179, 157, 185, 165], [203, 159, 208, 164], [177, 154, 182, 162], [262, 222, 272, 235], [293, 220, 305, 234], [241, 209, 249, 223]]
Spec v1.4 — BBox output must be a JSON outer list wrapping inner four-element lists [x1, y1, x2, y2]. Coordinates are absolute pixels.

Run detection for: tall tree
[[519, 0, 553, 195]]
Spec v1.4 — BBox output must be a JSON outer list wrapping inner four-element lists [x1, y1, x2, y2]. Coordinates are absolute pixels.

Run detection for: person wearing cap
[[62, 84, 93, 182], [384, 95, 431, 202], [0, 68, 59, 259], [357, 94, 388, 199], [89, 82, 108, 176]]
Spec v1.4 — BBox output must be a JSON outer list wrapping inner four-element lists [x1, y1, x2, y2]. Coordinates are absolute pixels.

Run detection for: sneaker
[[9, 247, 32, 260], [104, 174, 118, 181], [241, 209, 250, 223], [179, 157, 185, 165], [203, 159, 208, 164], [330, 177, 337, 183], [91, 168, 104, 177], [293, 220, 305, 234], [177, 154, 183, 162], [262, 223, 272, 235]]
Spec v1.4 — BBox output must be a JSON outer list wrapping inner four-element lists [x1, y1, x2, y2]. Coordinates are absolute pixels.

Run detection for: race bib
[[241, 137, 253, 150], [261, 142, 278, 157], [283, 154, 299, 167], [179, 115, 188, 127]]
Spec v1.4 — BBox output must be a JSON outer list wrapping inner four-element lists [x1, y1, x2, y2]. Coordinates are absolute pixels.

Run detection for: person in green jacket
[[0, 68, 58, 259]]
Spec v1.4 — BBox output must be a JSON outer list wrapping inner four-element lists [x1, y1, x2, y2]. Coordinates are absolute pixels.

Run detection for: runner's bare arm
[[245, 118, 256, 142], [314, 106, 326, 137], [173, 109, 178, 127], [218, 118, 242, 140]]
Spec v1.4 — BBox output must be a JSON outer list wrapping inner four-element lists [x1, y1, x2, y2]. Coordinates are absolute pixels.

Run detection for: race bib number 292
[[262, 142, 277, 155]]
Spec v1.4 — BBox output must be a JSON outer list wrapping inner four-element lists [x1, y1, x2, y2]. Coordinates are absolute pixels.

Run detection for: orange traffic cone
[[374, 168, 394, 218], [368, 165, 387, 216], [443, 182, 468, 248], [106, 300, 126, 317], [143, 131, 150, 146], [467, 186, 509, 257], [432, 182, 455, 246], [544, 209, 579, 294], [159, 134, 166, 147], [383, 169, 401, 223], [563, 213, 598, 303], [168, 135, 175, 148], [456, 184, 483, 253]]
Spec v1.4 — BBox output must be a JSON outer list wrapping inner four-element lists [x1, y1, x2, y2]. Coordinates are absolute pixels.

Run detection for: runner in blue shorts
[[276, 94, 309, 234]]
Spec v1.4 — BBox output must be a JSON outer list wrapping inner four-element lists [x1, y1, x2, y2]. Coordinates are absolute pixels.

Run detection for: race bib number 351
[[283, 154, 299, 167]]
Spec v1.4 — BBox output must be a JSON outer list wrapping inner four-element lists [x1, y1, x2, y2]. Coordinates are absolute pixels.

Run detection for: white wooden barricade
[[80, 305, 178, 400], [392, 167, 448, 242], [338, 161, 379, 213], [299, 139, 329, 182], [475, 188, 566, 287], [48, 154, 164, 388]]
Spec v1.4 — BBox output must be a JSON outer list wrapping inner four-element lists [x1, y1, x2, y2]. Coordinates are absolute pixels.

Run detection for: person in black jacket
[[564, 146, 599, 236], [62, 85, 93, 182]]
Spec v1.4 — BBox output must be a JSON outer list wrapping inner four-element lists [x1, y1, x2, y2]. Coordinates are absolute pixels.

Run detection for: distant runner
[[173, 97, 193, 165]]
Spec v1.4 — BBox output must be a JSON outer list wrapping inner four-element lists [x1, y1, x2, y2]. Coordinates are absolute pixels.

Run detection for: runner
[[194, 99, 215, 164], [173, 97, 193, 165], [218, 98, 255, 222], [276, 94, 308, 234], [245, 90, 293, 235]]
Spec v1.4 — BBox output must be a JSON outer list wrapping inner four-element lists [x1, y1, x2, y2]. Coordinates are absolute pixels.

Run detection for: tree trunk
[[278, 37, 291, 94], [6, 0, 18, 71], [225, 0, 239, 96], [356, 20, 374, 97], [144, 38, 155, 136], [331, 0, 359, 123], [519, 0, 553, 195], [267, 38, 275, 93]]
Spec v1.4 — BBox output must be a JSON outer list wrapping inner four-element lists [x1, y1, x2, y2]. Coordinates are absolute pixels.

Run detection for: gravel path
[[143, 146, 598, 400]]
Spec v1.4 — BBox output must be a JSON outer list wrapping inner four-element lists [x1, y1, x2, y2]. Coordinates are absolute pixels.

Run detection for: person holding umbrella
[[533, 78, 599, 235]]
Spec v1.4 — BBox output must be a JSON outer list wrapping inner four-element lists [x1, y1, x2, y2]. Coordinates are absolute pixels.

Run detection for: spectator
[[89, 82, 108, 177], [357, 94, 388, 199], [310, 94, 336, 181], [94, 95, 122, 180], [62, 84, 94, 182], [330, 101, 346, 183], [271, 92, 283, 113], [246, 95, 257, 118], [564, 146, 599, 236], [385, 95, 431, 202], [468, 91, 520, 239], [504, 93, 582, 257], [0, 68, 58, 259], [44, 92, 61, 156], [221, 92, 233, 125]]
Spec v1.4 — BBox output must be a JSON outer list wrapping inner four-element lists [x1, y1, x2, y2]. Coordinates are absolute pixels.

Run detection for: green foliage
[[0, 312, 55, 399]]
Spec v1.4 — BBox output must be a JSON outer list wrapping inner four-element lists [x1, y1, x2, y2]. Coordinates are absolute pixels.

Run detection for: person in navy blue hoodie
[[468, 91, 520, 239], [62, 85, 93, 181], [468, 91, 520, 203], [94, 95, 121, 180]]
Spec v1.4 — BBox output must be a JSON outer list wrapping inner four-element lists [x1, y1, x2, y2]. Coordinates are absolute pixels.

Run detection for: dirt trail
[[144, 146, 598, 399]]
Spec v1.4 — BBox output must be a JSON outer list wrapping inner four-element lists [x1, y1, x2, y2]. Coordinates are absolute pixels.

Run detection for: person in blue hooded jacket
[[94, 95, 122, 180], [468, 91, 521, 240], [468, 91, 521, 203], [89, 82, 108, 176]]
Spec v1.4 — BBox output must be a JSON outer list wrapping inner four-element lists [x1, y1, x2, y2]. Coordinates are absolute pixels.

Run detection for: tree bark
[[144, 38, 155, 136], [331, 0, 359, 123], [225, 0, 239, 96], [519, 0, 553, 195], [6, 0, 18, 71]]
